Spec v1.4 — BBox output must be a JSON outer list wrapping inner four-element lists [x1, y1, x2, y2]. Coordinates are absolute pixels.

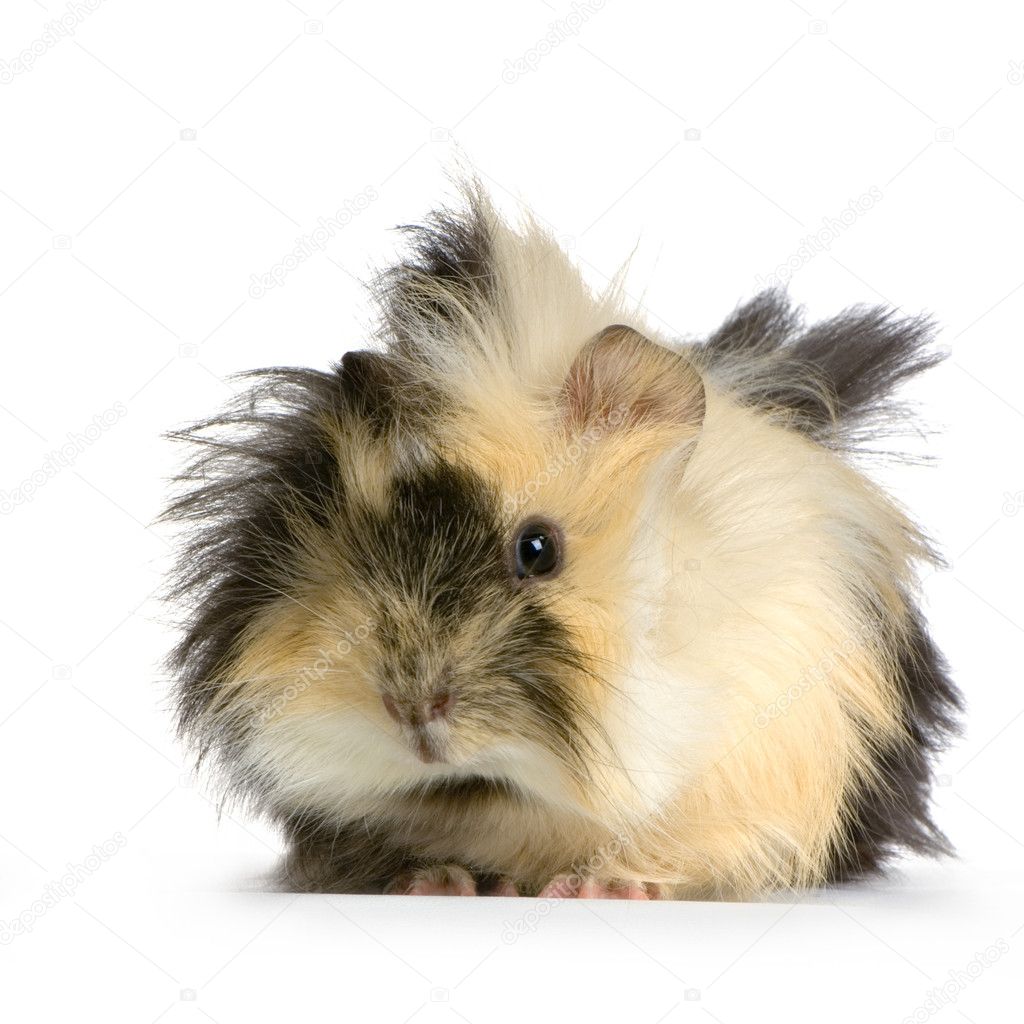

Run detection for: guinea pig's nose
[[422, 690, 455, 722], [381, 690, 456, 726]]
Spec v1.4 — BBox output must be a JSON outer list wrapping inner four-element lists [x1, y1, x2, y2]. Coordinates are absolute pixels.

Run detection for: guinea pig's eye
[[513, 522, 561, 580]]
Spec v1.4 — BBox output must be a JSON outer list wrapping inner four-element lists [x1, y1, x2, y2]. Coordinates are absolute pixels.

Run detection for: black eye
[[513, 522, 561, 579]]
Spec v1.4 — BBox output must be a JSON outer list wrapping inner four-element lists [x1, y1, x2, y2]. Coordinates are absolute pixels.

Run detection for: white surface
[[1, 0, 1022, 1021]]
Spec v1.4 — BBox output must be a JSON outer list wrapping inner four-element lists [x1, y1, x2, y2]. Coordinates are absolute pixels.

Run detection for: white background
[[1, 1, 1022, 1021]]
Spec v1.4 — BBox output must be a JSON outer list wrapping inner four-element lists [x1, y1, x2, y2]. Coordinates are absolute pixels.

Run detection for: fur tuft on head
[[698, 289, 943, 451]]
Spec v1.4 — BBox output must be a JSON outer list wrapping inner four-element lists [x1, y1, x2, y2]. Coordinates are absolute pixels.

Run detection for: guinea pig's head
[[166, 193, 706, 815]]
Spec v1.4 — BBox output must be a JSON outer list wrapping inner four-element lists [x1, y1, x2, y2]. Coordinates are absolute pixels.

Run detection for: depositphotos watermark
[[755, 186, 883, 289], [257, 618, 377, 725], [1, 401, 127, 515], [1001, 489, 1024, 516], [1, 1, 108, 84], [901, 938, 1009, 1022], [249, 186, 379, 298], [0, 833, 127, 945], [501, 0, 607, 83], [500, 830, 631, 943], [503, 404, 628, 515], [753, 622, 876, 728]]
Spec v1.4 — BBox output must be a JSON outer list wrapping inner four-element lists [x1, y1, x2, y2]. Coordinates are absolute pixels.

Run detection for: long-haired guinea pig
[[165, 182, 961, 899]]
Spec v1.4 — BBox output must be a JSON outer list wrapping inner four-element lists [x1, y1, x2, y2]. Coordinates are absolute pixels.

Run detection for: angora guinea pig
[[166, 183, 960, 899]]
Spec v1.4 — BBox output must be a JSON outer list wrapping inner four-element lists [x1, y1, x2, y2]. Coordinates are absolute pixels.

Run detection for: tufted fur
[[165, 184, 960, 898]]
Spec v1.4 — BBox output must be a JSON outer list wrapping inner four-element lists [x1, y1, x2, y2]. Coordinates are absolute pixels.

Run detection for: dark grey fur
[[699, 288, 943, 452]]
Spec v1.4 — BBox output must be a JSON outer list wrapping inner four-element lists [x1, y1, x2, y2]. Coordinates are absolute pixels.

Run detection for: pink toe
[[538, 875, 577, 898], [405, 880, 440, 895], [574, 878, 652, 899], [403, 876, 477, 896], [577, 877, 605, 899]]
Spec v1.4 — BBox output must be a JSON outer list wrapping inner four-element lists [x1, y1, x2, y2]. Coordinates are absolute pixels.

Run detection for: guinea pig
[[165, 182, 961, 899]]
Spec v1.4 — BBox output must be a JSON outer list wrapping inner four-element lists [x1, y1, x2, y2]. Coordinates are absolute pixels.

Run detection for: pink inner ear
[[562, 324, 706, 434]]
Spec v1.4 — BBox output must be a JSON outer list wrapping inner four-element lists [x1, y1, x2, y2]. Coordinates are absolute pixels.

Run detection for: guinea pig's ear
[[561, 324, 706, 434]]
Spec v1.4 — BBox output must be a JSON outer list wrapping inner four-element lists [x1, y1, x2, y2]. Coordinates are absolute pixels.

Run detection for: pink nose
[[382, 691, 455, 726]]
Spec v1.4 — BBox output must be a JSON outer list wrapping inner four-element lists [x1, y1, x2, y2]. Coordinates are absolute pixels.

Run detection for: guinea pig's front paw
[[385, 864, 478, 896], [538, 875, 663, 900]]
